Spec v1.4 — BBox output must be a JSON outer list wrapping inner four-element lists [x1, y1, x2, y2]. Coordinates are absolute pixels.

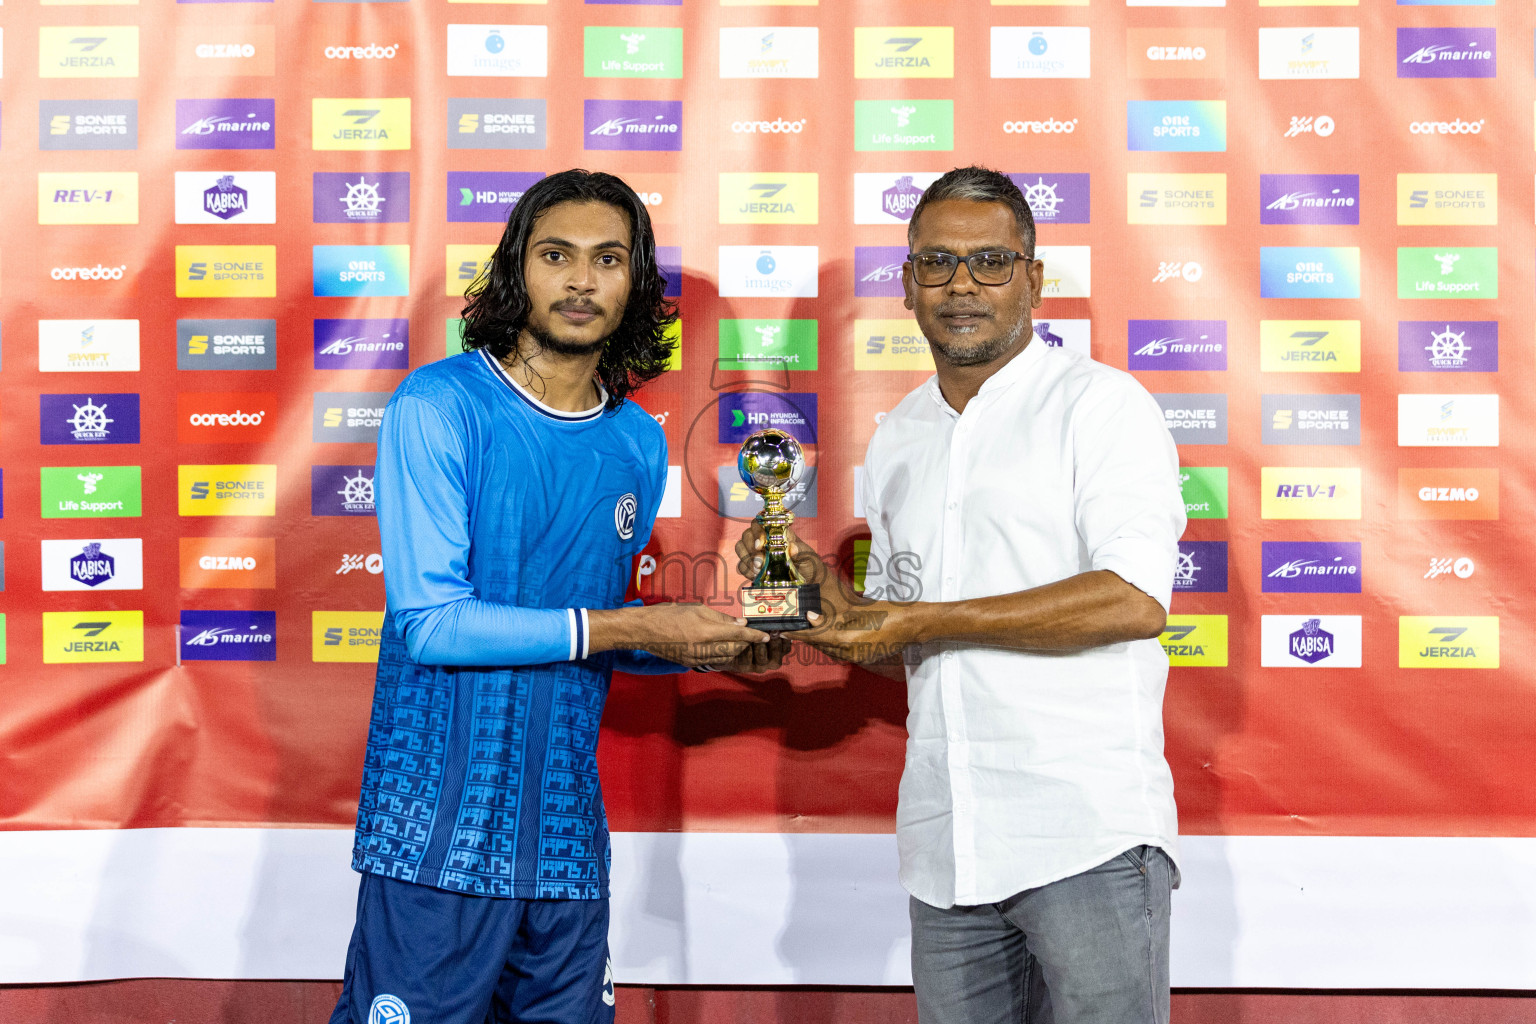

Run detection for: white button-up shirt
[[862, 340, 1186, 908]]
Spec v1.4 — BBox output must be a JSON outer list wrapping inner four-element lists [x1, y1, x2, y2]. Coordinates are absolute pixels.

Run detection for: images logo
[[40, 466, 143, 518], [854, 246, 908, 297], [181, 610, 277, 662], [39, 26, 139, 78], [41, 394, 141, 445], [1397, 173, 1496, 225], [584, 26, 684, 78], [446, 24, 547, 77], [584, 99, 682, 152], [854, 99, 954, 151], [38, 172, 139, 225], [313, 611, 385, 663], [177, 393, 277, 444], [315, 319, 408, 370], [854, 27, 954, 78], [1398, 321, 1496, 372], [179, 465, 277, 517], [1258, 27, 1360, 79], [1006, 173, 1089, 224], [447, 171, 542, 223], [312, 172, 409, 224], [1261, 616, 1362, 668], [39, 320, 141, 373], [854, 172, 941, 224], [718, 247, 819, 298], [39, 99, 137, 150], [719, 26, 818, 78], [1399, 616, 1498, 668], [1260, 467, 1362, 519], [1398, 28, 1495, 78], [176, 246, 276, 298], [314, 392, 389, 443], [1129, 321, 1226, 371], [176, 99, 274, 150], [1127, 28, 1225, 78], [42, 611, 144, 664], [1127, 173, 1226, 225], [312, 98, 411, 150], [1155, 393, 1228, 444], [313, 245, 409, 298], [177, 319, 276, 371], [1159, 616, 1228, 667], [1398, 467, 1498, 520], [312, 465, 376, 516], [1260, 320, 1361, 372], [1260, 247, 1361, 299], [1180, 467, 1228, 519], [856, 320, 933, 371], [447, 98, 545, 150], [1262, 394, 1361, 445], [1260, 174, 1359, 225], [1262, 542, 1363, 593], [718, 173, 818, 225], [175, 171, 276, 224], [179, 537, 277, 589], [41, 538, 145, 591], [719, 393, 817, 443], [1127, 101, 1226, 152], [1174, 541, 1227, 593], [718, 319, 818, 370], [1398, 247, 1496, 298], [1397, 394, 1499, 447], [990, 27, 1090, 78]]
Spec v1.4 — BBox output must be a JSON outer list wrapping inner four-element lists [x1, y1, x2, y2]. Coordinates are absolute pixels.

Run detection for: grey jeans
[[910, 846, 1175, 1024]]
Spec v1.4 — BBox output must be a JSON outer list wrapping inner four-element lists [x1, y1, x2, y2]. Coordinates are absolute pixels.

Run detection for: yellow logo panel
[[447, 244, 496, 297], [178, 464, 277, 516], [312, 98, 411, 151], [854, 27, 954, 78], [1261, 467, 1361, 519], [39, 26, 139, 78], [1160, 615, 1228, 667], [663, 318, 681, 371], [1397, 174, 1496, 226], [855, 320, 933, 371], [313, 611, 386, 663], [718, 173, 819, 225], [1128, 174, 1227, 226], [1259, 320, 1361, 373], [38, 172, 138, 225], [176, 246, 276, 298], [1399, 616, 1499, 669], [43, 610, 144, 664]]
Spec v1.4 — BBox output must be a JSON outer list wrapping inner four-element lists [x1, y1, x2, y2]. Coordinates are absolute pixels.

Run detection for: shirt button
[[947, 501, 958, 510], [944, 652, 955, 661]]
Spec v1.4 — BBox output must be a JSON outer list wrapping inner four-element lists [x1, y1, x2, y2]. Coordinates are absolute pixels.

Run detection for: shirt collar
[[924, 335, 1047, 416], [480, 348, 609, 423]]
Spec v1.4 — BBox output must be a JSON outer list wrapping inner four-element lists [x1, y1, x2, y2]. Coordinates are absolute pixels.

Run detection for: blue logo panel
[[1260, 247, 1361, 299], [1127, 101, 1226, 152], [312, 245, 410, 297]]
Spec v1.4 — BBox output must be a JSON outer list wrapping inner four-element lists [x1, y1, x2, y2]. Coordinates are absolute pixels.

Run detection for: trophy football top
[[737, 429, 804, 496]]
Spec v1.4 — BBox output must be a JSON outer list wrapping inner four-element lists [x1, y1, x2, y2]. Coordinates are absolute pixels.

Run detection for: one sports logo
[[368, 994, 410, 1024], [615, 493, 638, 541]]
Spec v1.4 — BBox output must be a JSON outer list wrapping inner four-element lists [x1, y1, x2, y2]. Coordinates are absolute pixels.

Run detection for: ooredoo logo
[[325, 44, 399, 60], [1409, 118, 1484, 135], [51, 263, 126, 281], [177, 392, 277, 443], [1003, 117, 1077, 135], [732, 117, 806, 134]]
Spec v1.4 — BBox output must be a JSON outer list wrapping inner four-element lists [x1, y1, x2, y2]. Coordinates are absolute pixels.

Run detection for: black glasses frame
[[905, 250, 1035, 287]]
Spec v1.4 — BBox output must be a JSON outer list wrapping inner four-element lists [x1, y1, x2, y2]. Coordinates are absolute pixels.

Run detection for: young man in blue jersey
[[331, 170, 782, 1024]]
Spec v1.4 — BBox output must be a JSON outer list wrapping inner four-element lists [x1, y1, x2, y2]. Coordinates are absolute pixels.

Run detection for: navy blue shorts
[[329, 873, 615, 1024]]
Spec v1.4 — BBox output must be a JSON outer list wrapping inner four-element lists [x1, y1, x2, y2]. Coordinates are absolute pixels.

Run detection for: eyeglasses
[[906, 250, 1034, 287]]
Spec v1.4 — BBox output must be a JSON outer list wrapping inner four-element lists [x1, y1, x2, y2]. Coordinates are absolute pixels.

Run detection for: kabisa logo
[[1262, 394, 1361, 446], [1398, 28, 1495, 78], [1260, 467, 1362, 520], [1398, 321, 1497, 372], [885, 175, 925, 221], [1425, 557, 1475, 581], [39, 99, 138, 150], [1128, 321, 1226, 371], [1258, 27, 1359, 79], [1397, 173, 1496, 226], [719, 26, 819, 78], [1006, 173, 1089, 223], [1289, 619, 1334, 663], [1398, 468, 1498, 520], [1158, 616, 1228, 667], [718, 247, 819, 299], [180, 537, 277, 589], [990, 27, 1090, 79], [39, 319, 142, 373], [1261, 542, 1363, 594], [313, 245, 410, 298], [1003, 117, 1079, 135], [1260, 615, 1363, 668], [1399, 617, 1498, 669], [176, 99, 275, 150], [313, 172, 410, 224], [38, 172, 140, 226], [447, 99, 546, 150], [1259, 320, 1361, 373], [718, 174, 818, 225], [324, 43, 399, 60], [446, 25, 547, 77], [1173, 541, 1228, 593], [855, 320, 933, 371], [1032, 320, 1092, 356], [1155, 393, 1228, 444], [179, 465, 277, 516], [40, 466, 143, 519], [41, 394, 141, 445], [1259, 174, 1359, 225], [39, 27, 140, 79], [178, 393, 277, 444], [181, 610, 277, 662], [1127, 101, 1227, 152], [315, 392, 390, 443], [447, 171, 543, 223], [42, 611, 144, 664], [584, 99, 682, 152], [854, 246, 909, 298], [174, 171, 276, 225], [854, 99, 954, 151], [204, 175, 246, 220], [315, 319, 409, 370], [1284, 114, 1335, 138], [1408, 118, 1484, 135], [1397, 247, 1497, 299], [72, 543, 114, 588], [584, 26, 684, 79], [1259, 246, 1361, 299], [41, 538, 145, 591], [312, 465, 377, 516], [177, 319, 276, 371], [176, 246, 276, 298], [854, 27, 954, 78], [312, 98, 411, 151], [719, 393, 817, 444], [313, 611, 386, 664], [1128, 173, 1227, 225]]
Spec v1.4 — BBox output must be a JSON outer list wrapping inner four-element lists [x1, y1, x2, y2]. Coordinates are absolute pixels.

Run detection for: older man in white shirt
[[736, 166, 1186, 1024]]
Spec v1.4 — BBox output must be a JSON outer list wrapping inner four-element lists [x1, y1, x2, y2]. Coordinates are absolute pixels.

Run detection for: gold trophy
[[738, 428, 821, 631]]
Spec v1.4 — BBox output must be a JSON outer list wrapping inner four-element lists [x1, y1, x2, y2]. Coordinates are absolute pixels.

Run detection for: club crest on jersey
[[368, 994, 410, 1024], [615, 493, 638, 540]]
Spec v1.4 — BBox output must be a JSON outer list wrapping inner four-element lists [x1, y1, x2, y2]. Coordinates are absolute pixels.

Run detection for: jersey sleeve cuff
[[568, 608, 591, 661]]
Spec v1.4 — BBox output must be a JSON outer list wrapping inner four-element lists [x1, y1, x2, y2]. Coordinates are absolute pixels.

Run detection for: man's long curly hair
[[460, 169, 677, 410]]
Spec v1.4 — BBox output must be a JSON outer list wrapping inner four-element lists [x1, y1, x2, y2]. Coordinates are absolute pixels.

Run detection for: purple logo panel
[[583, 100, 683, 152], [1397, 28, 1496, 78], [1261, 541, 1363, 593], [313, 172, 410, 223], [312, 465, 377, 516], [657, 246, 681, 298], [1175, 541, 1228, 593], [855, 246, 908, 297], [180, 610, 277, 661], [1128, 321, 1227, 371], [1007, 173, 1090, 224], [41, 394, 141, 445], [1397, 321, 1497, 372], [1260, 174, 1360, 226], [447, 171, 545, 223], [718, 392, 818, 444], [314, 319, 409, 370], [175, 99, 276, 150]]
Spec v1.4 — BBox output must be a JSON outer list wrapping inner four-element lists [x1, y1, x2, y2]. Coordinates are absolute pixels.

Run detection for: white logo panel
[[174, 171, 277, 225], [1258, 28, 1360, 80], [853, 171, 944, 225], [1035, 246, 1092, 298], [991, 27, 1091, 80], [719, 27, 818, 79], [41, 538, 145, 591], [446, 25, 548, 77], [1398, 394, 1499, 447], [1260, 615, 1363, 668], [718, 246, 819, 298], [39, 320, 141, 372]]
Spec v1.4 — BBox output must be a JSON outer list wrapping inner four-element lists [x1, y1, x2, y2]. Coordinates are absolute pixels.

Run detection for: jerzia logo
[[1399, 616, 1498, 668], [312, 99, 411, 150], [719, 174, 818, 224]]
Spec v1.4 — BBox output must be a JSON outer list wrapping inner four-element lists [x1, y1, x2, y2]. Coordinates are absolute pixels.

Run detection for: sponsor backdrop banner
[[3, 0, 1536, 989]]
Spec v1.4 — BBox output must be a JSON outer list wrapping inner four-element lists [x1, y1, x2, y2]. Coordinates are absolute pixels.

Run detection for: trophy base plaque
[[741, 583, 822, 632]]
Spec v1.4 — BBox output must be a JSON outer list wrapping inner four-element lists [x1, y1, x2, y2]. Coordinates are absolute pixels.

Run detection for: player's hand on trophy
[[733, 521, 827, 584], [632, 601, 770, 668], [695, 634, 794, 675]]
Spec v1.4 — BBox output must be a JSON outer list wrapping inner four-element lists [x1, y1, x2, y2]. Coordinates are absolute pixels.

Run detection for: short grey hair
[[907, 166, 1036, 256]]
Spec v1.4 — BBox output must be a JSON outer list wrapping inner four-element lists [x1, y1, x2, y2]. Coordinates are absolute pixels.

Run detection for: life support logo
[[368, 994, 409, 1024], [615, 493, 638, 541]]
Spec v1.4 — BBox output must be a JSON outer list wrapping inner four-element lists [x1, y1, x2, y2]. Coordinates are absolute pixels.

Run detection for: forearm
[[402, 597, 578, 666]]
